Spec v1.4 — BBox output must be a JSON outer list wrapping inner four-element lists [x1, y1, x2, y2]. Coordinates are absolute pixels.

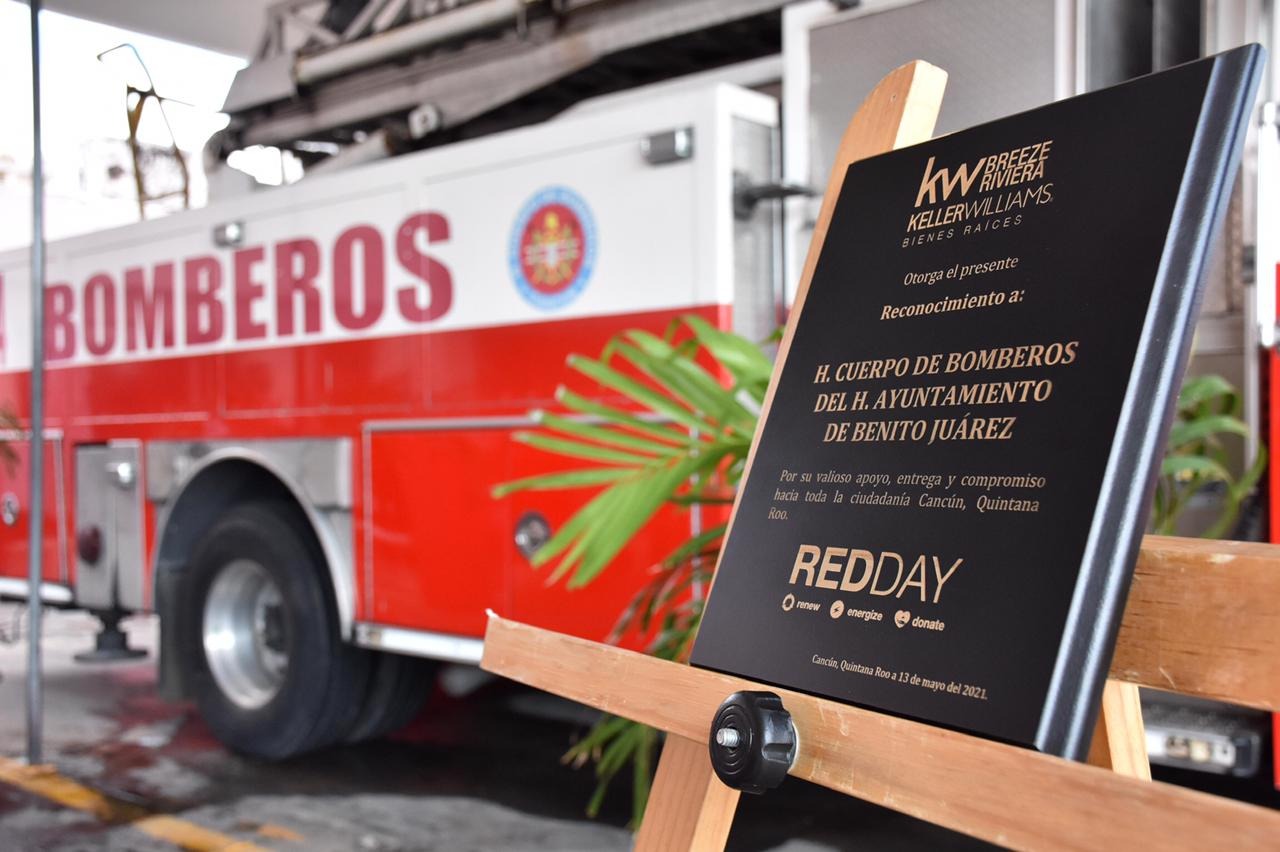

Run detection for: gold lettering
[[790, 545, 820, 585], [816, 547, 846, 590], [932, 557, 963, 603], [897, 556, 928, 602], [870, 552, 904, 596], [840, 549, 875, 592]]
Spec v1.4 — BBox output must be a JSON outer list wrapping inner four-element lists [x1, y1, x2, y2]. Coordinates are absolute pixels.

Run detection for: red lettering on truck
[[184, 256, 223, 345], [83, 273, 117, 357], [333, 225, 384, 331], [233, 247, 268, 341], [276, 237, 322, 336], [124, 263, 176, 352], [45, 283, 76, 362], [396, 212, 452, 322], [31, 210, 455, 364]]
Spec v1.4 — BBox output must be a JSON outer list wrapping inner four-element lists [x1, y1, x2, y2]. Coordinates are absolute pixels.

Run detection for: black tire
[[178, 499, 370, 759], [345, 652, 437, 743]]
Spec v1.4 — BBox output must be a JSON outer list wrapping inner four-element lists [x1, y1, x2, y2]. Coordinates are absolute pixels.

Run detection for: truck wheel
[[180, 499, 370, 759], [345, 652, 437, 743]]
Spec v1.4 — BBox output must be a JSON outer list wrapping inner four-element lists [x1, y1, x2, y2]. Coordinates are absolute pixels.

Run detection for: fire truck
[[0, 74, 779, 759], [2, 0, 1278, 791]]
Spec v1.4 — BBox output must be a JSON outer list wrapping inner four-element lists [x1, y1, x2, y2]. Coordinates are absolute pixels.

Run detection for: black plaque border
[[1035, 45, 1263, 757]]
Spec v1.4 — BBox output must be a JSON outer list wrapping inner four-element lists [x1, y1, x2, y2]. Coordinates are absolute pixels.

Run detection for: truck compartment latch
[[733, 174, 817, 221]]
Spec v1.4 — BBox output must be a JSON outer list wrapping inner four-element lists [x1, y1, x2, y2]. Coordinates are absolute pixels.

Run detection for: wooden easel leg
[[634, 734, 740, 852], [1087, 680, 1152, 780]]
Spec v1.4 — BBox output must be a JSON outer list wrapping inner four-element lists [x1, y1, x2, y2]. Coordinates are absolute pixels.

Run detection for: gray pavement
[[0, 605, 990, 851]]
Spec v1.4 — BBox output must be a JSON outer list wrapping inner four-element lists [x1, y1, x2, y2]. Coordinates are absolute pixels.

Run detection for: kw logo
[[914, 155, 987, 208]]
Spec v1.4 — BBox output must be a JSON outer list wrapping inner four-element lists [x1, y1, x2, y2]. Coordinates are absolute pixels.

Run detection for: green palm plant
[[496, 318, 1263, 827], [494, 314, 772, 590], [492, 314, 772, 826], [1152, 374, 1265, 537]]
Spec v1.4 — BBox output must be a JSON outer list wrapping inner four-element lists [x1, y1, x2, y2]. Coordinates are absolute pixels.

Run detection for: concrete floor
[[0, 605, 992, 851]]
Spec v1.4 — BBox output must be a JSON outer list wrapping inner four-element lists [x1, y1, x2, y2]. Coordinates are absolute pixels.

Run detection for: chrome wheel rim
[[203, 559, 289, 710]]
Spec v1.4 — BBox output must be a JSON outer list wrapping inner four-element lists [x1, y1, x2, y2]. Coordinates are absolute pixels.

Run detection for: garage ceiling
[[41, 0, 269, 58]]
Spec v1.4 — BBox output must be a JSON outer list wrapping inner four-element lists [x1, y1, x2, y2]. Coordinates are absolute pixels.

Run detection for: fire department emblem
[[509, 186, 597, 309]]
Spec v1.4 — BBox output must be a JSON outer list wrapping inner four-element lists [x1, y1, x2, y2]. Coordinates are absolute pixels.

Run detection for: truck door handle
[[106, 461, 136, 489], [514, 511, 552, 559], [2, 492, 19, 526], [733, 174, 817, 221]]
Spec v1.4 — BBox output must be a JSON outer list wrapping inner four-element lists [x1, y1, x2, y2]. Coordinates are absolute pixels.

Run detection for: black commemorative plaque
[[690, 48, 1264, 759]]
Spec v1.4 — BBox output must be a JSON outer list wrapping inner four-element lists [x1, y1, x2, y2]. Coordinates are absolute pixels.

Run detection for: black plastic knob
[[708, 691, 797, 794]]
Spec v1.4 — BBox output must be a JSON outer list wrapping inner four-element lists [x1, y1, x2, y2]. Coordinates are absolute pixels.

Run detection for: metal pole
[[26, 0, 47, 766]]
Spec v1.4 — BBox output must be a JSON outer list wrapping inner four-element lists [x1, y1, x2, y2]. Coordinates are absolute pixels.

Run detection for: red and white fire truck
[[3, 0, 1279, 793], [0, 78, 780, 757]]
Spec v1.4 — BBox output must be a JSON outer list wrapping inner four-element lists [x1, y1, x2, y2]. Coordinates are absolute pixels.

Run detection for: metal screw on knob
[[708, 691, 797, 795], [715, 727, 741, 748]]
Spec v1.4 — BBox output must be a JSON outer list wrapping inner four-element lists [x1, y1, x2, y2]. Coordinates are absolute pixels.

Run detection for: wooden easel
[[482, 62, 1280, 850]]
